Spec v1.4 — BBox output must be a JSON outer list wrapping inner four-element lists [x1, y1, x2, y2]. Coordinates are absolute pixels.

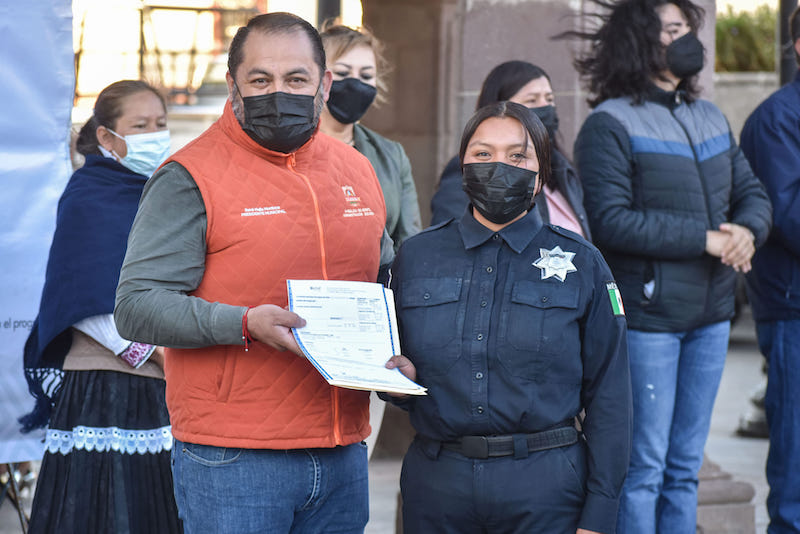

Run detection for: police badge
[[533, 245, 577, 282]]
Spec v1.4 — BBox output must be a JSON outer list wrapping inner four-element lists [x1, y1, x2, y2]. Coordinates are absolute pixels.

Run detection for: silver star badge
[[533, 245, 577, 282]]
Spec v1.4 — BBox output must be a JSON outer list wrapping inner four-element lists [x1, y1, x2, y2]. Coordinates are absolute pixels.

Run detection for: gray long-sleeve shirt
[[114, 162, 394, 348]]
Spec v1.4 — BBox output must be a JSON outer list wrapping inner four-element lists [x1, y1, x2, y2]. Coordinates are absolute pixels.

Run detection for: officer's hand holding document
[[287, 279, 427, 396]]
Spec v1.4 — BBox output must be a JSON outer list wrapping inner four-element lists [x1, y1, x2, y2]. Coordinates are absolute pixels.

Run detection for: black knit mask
[[666, 32, 705, 80]]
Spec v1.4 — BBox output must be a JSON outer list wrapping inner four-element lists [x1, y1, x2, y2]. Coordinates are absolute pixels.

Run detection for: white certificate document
[[287, 279, 426, 396]]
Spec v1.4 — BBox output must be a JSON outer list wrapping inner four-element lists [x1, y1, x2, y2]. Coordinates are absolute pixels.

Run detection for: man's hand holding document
[[287, 279, 426, 396]]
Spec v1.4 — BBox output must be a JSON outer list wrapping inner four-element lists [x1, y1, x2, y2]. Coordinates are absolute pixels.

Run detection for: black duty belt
[[440, 426, 578, 460]]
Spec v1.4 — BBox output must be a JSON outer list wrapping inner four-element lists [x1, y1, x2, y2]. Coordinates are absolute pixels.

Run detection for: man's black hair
[[227, 12, 326, 82]]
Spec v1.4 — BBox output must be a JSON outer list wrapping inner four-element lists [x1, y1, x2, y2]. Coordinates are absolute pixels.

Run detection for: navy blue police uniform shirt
[[388, 207, 631, 517]]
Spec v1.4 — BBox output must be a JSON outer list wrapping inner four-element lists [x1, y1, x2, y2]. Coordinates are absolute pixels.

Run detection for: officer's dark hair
[[75, 80, 165, 156], [458, 101, 551, 193], [227, 12, 326, 84], [556, 0, 704, 107], [790, 5, 800, 64]]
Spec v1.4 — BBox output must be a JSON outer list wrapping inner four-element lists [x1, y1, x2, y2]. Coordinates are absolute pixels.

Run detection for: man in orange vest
[[115, 12, 392, 533]]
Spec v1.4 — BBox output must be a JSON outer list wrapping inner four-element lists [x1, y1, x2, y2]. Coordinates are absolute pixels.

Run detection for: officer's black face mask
[[327, 78, 378, 125], [665, 32, 704, 80], [462, 162, 538, 225], [238, 88, 319, 153], [529, 105, 559, 142]]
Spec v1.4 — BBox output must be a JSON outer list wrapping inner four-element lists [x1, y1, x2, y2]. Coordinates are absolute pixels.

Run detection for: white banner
[[0, 0, 74, 462]]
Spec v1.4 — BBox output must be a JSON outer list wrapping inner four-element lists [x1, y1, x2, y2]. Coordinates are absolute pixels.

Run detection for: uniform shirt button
[[492, 234, 499, 240], [486, 266, 493, 273], [477, 333, 484, 340], [423, 292, 430, 300], [541, 296, 548, 303], [475, 372, 484, 379], [477, 406, 484, 414], [480, 300, 488, 307]]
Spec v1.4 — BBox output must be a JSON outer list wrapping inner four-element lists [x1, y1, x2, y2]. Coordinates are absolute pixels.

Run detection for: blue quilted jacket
[[741, 72, 800, 322], [574, 86, 772, 332]]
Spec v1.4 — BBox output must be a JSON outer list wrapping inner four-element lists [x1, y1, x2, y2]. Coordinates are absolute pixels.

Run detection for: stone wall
[[712, 71, 779, 141]]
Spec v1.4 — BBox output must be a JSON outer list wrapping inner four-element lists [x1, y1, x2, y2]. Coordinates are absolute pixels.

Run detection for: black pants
[[400, 436, 587, 533]]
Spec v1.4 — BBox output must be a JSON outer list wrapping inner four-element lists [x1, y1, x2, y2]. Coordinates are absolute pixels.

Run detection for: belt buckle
[[460, 436, 489, 459]]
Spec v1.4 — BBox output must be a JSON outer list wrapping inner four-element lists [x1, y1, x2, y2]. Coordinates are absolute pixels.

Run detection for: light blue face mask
[[109, 129, 171, 177]]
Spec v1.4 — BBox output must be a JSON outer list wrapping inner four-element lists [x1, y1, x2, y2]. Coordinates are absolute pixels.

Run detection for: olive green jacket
[[353, 123, 421, 251]]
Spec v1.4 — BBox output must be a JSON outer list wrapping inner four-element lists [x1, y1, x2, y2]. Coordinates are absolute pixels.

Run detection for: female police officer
[[384, 101, 631, 534]]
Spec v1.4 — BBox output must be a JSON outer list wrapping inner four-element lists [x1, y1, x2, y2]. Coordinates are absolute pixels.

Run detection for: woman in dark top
[[385, 101, 631, 534], [430, 61, 590, 240]]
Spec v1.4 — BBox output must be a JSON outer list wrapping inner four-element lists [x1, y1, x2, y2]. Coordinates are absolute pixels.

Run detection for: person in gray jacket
[[562, 0, 772, 532], [319, 22, 421, 251]]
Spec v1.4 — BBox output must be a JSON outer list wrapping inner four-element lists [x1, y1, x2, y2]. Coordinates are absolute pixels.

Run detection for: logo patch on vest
[[342, 185, 375, 218], [342, 186, 361, 206]]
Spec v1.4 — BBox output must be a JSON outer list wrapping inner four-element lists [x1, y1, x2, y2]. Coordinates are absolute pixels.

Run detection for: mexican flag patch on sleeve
[[606, 281, 625, 316]]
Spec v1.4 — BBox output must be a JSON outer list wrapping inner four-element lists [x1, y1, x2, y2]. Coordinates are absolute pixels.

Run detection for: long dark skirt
[[28, 370, 182, 534]]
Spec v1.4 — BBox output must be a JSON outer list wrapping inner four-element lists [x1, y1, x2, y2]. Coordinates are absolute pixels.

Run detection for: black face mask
[[530, 105, 559, 141], [327, 78, 378, 125], [239, 90, 318, 153], [462, 162, 538, 224], [665, 32, 705, 80]]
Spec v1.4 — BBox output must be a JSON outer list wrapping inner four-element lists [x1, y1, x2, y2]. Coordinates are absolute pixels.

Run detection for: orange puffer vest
[[163, 101, 386, 449]]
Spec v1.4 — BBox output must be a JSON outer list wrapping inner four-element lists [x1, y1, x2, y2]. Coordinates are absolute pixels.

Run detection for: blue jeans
[[617, 321, 730, 534], [759, 320, 800, 534], [171, 439, 369, 534]]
